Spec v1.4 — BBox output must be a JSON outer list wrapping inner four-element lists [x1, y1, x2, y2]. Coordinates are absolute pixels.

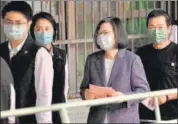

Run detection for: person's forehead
[[148, 16, 167, 25], [4, 11, 27, 21], [99, 22, 113, 31], [35, 19, 52, 26]]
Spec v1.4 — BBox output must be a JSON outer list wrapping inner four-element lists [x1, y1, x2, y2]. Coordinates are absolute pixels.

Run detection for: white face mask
[[4, 24, 27, 41], [97, 34, 115, 50]]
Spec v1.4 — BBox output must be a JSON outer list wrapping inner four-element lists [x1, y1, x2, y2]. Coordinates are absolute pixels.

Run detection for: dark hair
[[94, 17, 128, 49], [30, 12, 57, 41], [146, 9, 171, 27], [172, 20, 178, 26], [2, 1, 32, 21]]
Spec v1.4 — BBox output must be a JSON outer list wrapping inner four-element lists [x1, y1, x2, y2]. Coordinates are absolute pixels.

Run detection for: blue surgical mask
[[34, 32, 53, 46], [4, 24, 27, 41]]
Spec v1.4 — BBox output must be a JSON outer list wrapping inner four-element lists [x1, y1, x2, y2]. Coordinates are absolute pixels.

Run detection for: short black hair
[[146, 9, 171, 27], [30, 12, 57, 41], [94, 17, 128, 49], [2, 1, 32, 21]]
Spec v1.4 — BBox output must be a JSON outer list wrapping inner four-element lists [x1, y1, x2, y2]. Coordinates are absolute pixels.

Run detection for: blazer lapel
[[95, 51, 106, 86], [108, 49, 126, 86]]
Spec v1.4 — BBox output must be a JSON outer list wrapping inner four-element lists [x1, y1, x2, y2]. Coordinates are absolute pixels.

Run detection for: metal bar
[[91, 1, 95, 52], [99, 1, 102, 20], [168, 0, 171, 16], [141, 119, 177, 123], [130, 1, 134, 34], [123, 1, 126, 27], [154, 97, 161, 122], [76, 44, 79, 94], [107, 1, 111, 17], [138, 0, 142, 34], [160, 1, 166, 10], [41, 1, 43, 11], [31, 1, 35, 14], [49, 1, 52, 15], [83, 1, 87, 60], [91, 1, 96, 52], [175, 0, 178, 20], [153, 1, 156, 9], [83, 1, 87, 39], [66, 1, 76, 96], [75, 1, 79, 39], [75, 1, 79, 95], [75, 1, 79, 94], [131, 39, 134, 52], [53, 34, 147, 45], [59, 108, 70, 123], [91, 1, 95, 35], [115, 1, 118, 17], [57, 1, 61, 40], [1, 89, 177, 118], [60, 1, 66, 40], [145, 0, 148, 20]]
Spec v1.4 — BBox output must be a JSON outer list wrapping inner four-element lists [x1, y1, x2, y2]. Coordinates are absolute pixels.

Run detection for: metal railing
[[1, 0, 177, 98], [1, 89, 177, 123]]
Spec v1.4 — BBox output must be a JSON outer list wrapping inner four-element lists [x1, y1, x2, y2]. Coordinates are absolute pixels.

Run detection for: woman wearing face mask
[[80, 17, 150, 123], [30, 12, 68, 124]]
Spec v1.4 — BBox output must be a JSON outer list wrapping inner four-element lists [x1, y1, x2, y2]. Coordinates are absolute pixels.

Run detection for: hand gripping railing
[[1, 89, 177, 123]]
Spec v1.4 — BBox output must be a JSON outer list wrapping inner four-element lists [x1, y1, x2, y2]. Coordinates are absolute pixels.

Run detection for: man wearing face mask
[[0, 1, 53, 123], [136, 10, 178, 121]]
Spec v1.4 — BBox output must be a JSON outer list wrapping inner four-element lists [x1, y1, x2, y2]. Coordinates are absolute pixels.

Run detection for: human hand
[[148, 96, 167, 106], [107, 91, 124, 97], [84, 89, 96, 100], [157, 96, 167, 105]]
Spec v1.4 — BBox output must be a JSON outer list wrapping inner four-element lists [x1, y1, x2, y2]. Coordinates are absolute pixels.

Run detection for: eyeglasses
[[4, 21, 27, 26], [97, 31, 113, 35]]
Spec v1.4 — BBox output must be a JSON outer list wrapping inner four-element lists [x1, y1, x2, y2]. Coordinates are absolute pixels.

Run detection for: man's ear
[[27, 20, 32, 32], [0, 18, 4, 28]]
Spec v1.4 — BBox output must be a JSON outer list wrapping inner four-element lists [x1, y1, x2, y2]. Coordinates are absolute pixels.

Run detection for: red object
[[89, 84, 115, 98]]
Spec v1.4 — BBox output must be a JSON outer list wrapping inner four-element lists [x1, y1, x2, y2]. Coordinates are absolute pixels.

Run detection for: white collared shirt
[[8, 39, 26, 59], [8, 40, 53, 123]]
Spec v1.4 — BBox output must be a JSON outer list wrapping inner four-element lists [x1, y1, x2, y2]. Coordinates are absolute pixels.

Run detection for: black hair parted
[[146, 9, 171, 27], [30, 11, 57, 41], [94, 16, 128, 49], [2, 1, 32, 21]]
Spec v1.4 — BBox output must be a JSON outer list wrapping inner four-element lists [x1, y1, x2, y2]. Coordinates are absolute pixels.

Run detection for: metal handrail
[[1, 89, 177, 123], [54, 34, 146, 45], [140, 119, 177, 123]]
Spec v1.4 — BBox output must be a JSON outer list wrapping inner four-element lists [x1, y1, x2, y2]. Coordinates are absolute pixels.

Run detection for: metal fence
[[1, 89, 177, 123], [0, 0, 177, 98]]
